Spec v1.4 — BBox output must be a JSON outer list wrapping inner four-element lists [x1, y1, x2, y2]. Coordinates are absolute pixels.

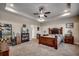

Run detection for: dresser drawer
[[64, 36, 74, 44]]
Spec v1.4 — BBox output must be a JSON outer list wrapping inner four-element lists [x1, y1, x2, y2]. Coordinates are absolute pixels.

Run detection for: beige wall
[[40, 16, 79, 44], [0, 10, 40, 40], [0, 10, 79, 43]]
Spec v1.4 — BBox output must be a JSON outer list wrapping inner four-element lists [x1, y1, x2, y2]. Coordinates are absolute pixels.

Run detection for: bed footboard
[[39, 36, 58, 49]]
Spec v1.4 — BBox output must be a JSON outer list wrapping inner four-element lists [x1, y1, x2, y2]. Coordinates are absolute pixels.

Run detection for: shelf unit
[[21, 24, 29, 43], [21, 33, 29, 42], [0, 24, 12, 42]]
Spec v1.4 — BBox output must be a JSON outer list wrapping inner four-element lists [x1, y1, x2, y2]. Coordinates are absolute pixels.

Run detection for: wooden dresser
[[0, 50, 9, 56], [64, 35, 74, 44], [0, 40, 9, 56]]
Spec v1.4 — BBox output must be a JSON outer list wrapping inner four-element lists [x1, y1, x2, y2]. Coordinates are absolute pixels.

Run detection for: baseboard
[[74, 42, 79, 45], [32, 38, 37, 40]]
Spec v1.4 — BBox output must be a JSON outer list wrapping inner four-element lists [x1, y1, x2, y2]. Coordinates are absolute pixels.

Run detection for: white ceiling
[[0, 3, 79, 22]]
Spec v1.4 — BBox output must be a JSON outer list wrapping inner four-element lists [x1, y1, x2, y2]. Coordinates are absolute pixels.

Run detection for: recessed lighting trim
[[61, 13, 70, 16], [5, 7, 17, 13], [10, 4, 14, 7], [64, 10, 69, 12]]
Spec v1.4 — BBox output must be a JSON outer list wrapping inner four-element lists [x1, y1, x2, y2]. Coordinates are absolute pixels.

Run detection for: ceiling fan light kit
[[33, 6, 51, 22], [40, 14, 44, 17], [33, 3, 71, 22], [37, 18, 45, 22], [6, 3, 72, 22], [33, 6, 51, 18]]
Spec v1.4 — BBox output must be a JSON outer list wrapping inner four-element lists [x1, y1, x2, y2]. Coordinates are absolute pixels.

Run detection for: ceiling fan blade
[[45, 12, 51, 14], [39, 6, 44, 11], [38, 16, 40, 18], [44, 15, 47, 17], [33, 13, 39, 15]]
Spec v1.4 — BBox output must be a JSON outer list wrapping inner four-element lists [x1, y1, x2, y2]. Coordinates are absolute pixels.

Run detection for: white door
[[31, 25, 37, 39]]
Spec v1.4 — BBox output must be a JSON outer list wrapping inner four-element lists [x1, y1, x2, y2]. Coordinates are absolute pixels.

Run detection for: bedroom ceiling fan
[[33, 6, 51, 18]]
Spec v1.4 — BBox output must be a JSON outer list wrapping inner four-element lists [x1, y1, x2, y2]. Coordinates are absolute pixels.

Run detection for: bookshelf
[[0, 23, 12, 43], [21, 24, 29, 43]]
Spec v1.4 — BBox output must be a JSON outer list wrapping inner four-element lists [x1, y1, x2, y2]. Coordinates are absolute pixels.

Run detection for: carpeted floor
[[9, 39, 79, 56]]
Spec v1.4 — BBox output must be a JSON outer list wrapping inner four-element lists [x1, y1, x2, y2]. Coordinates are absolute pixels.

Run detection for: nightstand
[[0, 50, 9, 56], [64, 35, 74, 44]]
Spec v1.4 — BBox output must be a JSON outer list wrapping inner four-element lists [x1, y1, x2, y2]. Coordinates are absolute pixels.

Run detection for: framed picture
[[66, 23, 74, 28]]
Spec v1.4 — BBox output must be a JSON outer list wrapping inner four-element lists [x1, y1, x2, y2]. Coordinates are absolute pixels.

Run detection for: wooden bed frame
[[39, 27, 63, 49], [39, 36, 58, 49]]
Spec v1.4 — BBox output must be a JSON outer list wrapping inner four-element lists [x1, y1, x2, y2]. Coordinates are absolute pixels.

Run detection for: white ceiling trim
[[4, 3, 79, 23], [5, 4, 38, 21]]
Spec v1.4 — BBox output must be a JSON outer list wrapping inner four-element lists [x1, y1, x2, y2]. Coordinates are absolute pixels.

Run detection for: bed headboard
[[48, 27, 63, 34]]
